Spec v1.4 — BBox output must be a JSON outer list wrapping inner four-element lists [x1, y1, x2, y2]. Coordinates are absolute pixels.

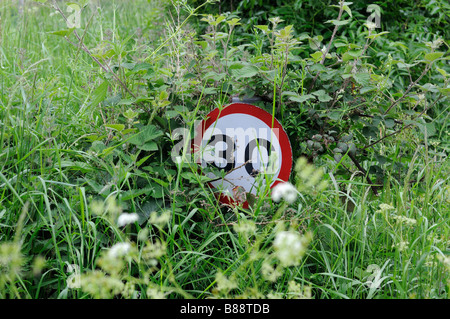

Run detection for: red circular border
[[195, 103, 293, 208]]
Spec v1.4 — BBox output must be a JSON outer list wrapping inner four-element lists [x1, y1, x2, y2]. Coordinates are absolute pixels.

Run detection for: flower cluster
[[273, 231, 312, 267], [391, 215, 417, 227], [271, 182, 298, 204]]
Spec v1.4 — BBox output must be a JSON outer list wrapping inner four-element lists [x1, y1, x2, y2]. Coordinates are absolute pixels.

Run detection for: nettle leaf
[[328, 110, 341, 121], [138, 141, 158, 151], [105, 124, 125, 132], [326, 19, 351, 26], [128, 125, 163, 149], [362, 125, 378, 139], [133, 63, 152, 72], [255, 25, 270, 33], [289, 94, 315, 103], [231, 65, 259, 79], [203, 87, 217, 95], [312, 90, 332, 102], [418, 122, 436, 137], [424, 52, 444, 62], [366, 31, 390, 40], [360, 86, 376, 94], [49, 28, 76, 37], [384, 118, 395, 128], [310, 51, 324, 62], [353, 72, 371, 86], [91, 80, 109, 106], [438, 87, 450, 95]]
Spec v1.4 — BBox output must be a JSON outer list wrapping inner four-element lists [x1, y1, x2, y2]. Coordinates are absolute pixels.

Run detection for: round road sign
[[193, 103, 292, 207]]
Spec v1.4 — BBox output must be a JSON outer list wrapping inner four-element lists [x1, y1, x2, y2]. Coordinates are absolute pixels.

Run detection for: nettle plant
[[39, 0, 448, 206], [185, 1, 449, 197]]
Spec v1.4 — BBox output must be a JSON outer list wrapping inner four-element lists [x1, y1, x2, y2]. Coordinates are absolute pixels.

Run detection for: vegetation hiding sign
[[193, 103, 292, 206]]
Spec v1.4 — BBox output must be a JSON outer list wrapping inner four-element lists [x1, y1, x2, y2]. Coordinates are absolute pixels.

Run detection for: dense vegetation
[[0, 0, 449, 299]]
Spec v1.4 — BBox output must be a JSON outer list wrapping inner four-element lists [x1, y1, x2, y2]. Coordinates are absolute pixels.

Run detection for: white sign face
[[193, 103, 292, 207], [201, 113, 282, 194]]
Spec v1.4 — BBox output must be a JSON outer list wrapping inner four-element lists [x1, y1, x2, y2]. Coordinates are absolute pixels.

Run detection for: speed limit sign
[[193, 103, 292, 207]]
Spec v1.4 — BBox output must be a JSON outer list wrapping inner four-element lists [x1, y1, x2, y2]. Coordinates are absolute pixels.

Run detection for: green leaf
[[128, 125, 163, 146], [138, 141, 158, 151], [343, 5, 352, 17], [91, 80, 109, 106], [360, 85, 376, 94], [353, 72, 371, 86], [203, 87, 217, 95], [424, 52, 444, 62], [312, 90, 332, 102], [255, 25, 270, 33], [438, 87, 450, 95], [49, 28, 75, 37], [133, 63, 152, 72], [436, 68, 448, 77], [418, 122, 436, 137], [289, 94, 315, 103], [326, 19, 351, 26], [362, 125, 378, 139], [384, 118, 395, 128], [121, 187, 154, 201], [231, 65, 259, 79], [328, 111, 341, 121], [105, 124, 125, 132], [310, 51, 324, 62], [366, 31, 389, 40]]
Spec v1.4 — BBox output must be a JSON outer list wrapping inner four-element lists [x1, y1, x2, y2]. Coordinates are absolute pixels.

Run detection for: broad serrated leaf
[[91, 80, 109, 106], [310, 51, 324, 62], [366, 31, 389, 40], [312, 90, 332, 102], [328, 111, 341, 120], [231, 65, 259, 79], [129, 125, 163, 146], [49, 28, 75, 37], [289, 94, 315, 103], [353, 72, 371, 86], [326, 19, 351, 26], [255, 25, 270, 33], [424, 52, 444, 62], [384, 118, 395, 128], [138, 141, 158, 151], [105, 124, 125, 132], [418, 122, 436, 137]]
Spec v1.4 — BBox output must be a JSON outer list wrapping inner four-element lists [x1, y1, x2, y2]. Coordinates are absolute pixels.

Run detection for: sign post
[[193, 103, 292, 207]]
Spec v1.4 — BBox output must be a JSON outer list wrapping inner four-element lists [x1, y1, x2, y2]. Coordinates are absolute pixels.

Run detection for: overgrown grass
[[0, 0, 449, 299]]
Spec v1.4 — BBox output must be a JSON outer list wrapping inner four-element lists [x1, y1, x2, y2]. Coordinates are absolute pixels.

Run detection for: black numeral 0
[[244, 138, 274, 177]]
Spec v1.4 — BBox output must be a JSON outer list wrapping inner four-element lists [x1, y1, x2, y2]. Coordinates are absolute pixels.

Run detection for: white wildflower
[[392, 215, 417, 226], [271, 182, 298, 204], [108, 242, 131, 259], [149, 210, 171, 227], [215, 271, 238, 292], [117, 213, 139, 227], [233, 219, 256, 236], [66, 264, 81, 289], [261, 260, 282, 282], [376, 203, 395, 213], [365, 21, 377, 31], [393, 241, 409, 252], [273, 231, 311, 266]]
